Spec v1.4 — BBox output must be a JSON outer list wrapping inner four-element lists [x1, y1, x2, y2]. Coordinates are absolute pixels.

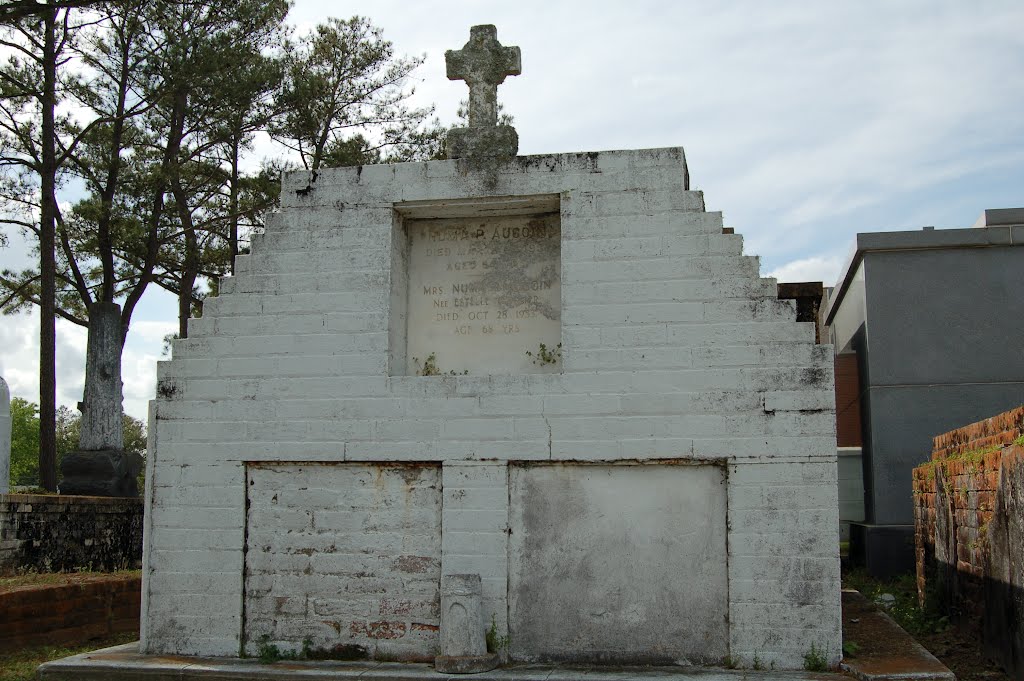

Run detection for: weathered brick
[[0, 575, 140, 652], [916, 405, 1024, 678]]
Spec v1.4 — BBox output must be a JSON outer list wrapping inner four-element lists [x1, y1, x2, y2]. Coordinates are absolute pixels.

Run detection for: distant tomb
[[142, 25, 841, 670]]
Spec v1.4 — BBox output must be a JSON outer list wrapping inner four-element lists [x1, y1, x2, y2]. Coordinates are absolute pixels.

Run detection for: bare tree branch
[[0, 1, 104, 24]]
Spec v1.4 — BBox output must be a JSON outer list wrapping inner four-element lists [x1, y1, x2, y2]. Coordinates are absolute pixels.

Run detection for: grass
[[5, 487, 56, 496], [802, 642, 828, 671], [0, 569, 141, 593], [843, 568, 949, 636], [255, 635, 313, 663], [0, 632, 137, 681]]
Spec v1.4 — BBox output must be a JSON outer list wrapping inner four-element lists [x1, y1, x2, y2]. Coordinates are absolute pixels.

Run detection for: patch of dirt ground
[[843, 570, 1011, 681], [914, 626, 1011, 681], [0, 570, 140, 594]]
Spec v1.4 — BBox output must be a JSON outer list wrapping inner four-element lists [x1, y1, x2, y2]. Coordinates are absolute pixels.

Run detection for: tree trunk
[[38, 4, 58, 492], [60, 301, 139, 497], [166, 85, 197, 340], [95, 35, 131, 303], [78, 302, 124, 452], [120, 85, 186, 342], [229, 136, 240, 275], [173, 179, 199, 340]]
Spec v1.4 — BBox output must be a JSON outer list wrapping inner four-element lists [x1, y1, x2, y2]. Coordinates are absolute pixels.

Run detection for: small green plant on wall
[[413, 353, 441, 376], [255, 635, 313, 663], [802, 642, 829, 671], [485, 614, 510, 653], [413, 352, 467, 376], [526, 342, 562, 366]]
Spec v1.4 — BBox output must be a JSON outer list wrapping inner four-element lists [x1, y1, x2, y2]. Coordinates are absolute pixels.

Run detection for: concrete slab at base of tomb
[[39, 643, 856, 681], [434, 655, 501, 674], [38, 594, 958, 681], [141, 145, 841, 669]]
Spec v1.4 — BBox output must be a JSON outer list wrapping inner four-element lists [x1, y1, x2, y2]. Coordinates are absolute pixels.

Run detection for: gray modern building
[[823, 208, 1024, 577]]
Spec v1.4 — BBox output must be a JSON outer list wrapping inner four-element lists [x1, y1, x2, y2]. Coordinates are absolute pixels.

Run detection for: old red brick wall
[[834, 353, 862, 448], [914, 405, 1024, 680], [0, 574, 140, 650]]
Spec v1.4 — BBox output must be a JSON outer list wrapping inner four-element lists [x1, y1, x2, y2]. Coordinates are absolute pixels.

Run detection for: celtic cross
[[446, 25, 521, 128]]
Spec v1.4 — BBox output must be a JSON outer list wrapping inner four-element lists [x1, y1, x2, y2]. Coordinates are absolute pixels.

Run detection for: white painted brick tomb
[[142, 147, 842, 668]]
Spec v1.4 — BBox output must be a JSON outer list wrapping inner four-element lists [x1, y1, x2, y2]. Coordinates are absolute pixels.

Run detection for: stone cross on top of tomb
[[444, 25, 521, 161], [445, 24, 521, 128]]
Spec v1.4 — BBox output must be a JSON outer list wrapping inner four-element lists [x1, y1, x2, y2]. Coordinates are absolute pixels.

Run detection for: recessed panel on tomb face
[[404, 213, 561, 376], [508, 463, 729, 664], [243, 463, 442, 661]]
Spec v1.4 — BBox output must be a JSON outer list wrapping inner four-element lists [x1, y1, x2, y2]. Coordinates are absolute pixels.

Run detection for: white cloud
[[0, 309, 88, 413], [0, 312, 40, 404], [767, 254, 845, 287], [130, 319, 177, 346], [54, 321, 88, 409], [209, 0, 1024, 267], [3, 0, 1023, 429], [122, 319, 176, 420], [120, 349, 161, 423], [0, 307, 169, 423]]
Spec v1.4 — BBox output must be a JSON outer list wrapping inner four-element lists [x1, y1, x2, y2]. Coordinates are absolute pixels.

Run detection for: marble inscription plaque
[[406, 213, 561, 375]]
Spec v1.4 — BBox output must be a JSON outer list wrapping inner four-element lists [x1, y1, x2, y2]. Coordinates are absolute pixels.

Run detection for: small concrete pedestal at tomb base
[[436, 574, 499, 674]]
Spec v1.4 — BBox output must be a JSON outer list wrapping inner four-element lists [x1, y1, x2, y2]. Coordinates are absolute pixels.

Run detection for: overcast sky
[[1, 0, 1022, 421]]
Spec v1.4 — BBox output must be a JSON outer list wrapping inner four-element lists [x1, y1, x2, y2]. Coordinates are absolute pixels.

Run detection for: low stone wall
[[0, 573, 140, 650], [913, 405, 1024, 681], [0, 494, 143, 573]]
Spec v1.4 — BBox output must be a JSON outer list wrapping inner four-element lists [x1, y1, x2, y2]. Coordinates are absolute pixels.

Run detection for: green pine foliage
[[1, 3, 446, 481], [8, 397, 41, 487], [8, 396, 146, 489]]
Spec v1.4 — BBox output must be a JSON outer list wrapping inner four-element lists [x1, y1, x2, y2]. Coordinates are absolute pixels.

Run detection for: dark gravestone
[[60, 302, 141, 497]]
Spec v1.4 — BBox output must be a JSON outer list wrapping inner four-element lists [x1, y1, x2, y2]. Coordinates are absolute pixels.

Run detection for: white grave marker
[[0, 376, 10, 494]]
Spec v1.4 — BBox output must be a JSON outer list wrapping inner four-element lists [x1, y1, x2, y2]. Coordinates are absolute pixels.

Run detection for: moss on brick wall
[[0, 494, 143, 574], [913, 405, 1024, 680]]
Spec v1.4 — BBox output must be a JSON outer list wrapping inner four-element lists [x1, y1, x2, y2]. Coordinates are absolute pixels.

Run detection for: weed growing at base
[[803, 642, 828, 671], [844, 568, 949, 635], [256, 635, 312, 663]]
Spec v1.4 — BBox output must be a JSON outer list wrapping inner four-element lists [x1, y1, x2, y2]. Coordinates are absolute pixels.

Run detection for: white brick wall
[[728, 461, 841, 668], [142, 147, 840, 667], [441, 462, 509, 650]]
